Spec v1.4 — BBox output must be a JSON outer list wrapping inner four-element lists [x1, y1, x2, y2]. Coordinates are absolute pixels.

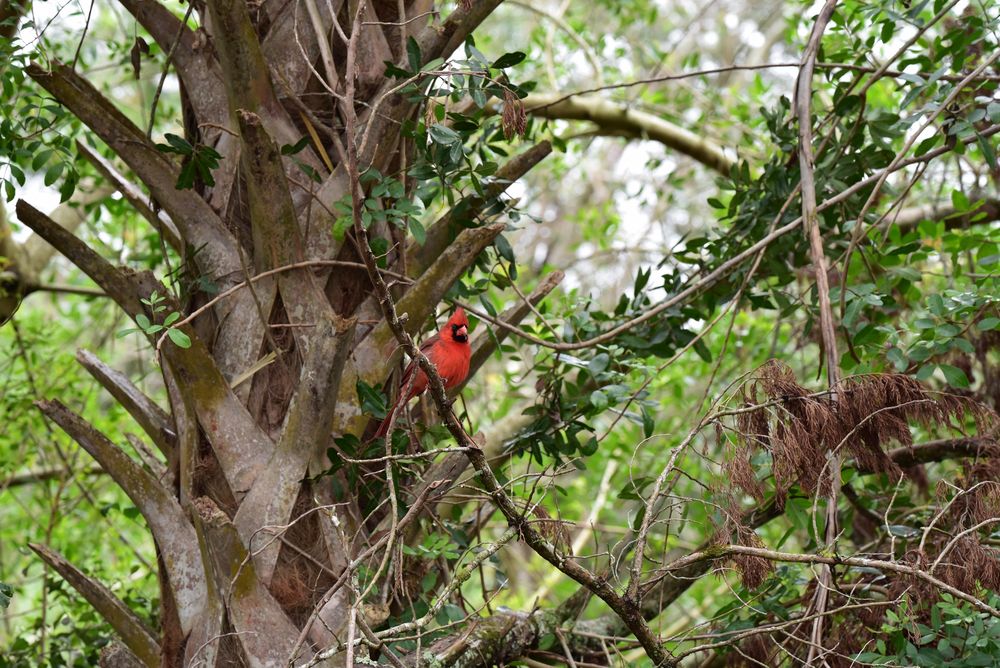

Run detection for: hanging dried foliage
[[728, 360, 996, 508]]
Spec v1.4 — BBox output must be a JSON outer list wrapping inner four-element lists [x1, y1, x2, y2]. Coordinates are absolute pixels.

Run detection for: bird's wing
[[419, 333, 441, 354], [397, 333, 440, 390]]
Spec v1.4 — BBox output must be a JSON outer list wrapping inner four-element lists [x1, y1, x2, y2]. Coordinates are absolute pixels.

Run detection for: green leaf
[[421, 57, 444, 72], [408, 218, 426, 245], [692, 338, 712, 362], [357, 380, 388, 419], [494, 234, 515, 263], [887, 524, 920, 538], [589, 390, 608, 411], [167, 328, 192, 348], [588, 352, 609, 376], [31, 148, 52, 171], [136, 314, 151, 330], [492, 51, 527, 69], [641, 406, 655, 439], [43, 161, 63, 186], [281, 137, 310, 155], [0, 582, 12, 609], [977, 317, 1000, 331], [370, 236, 389, 268], [164, 133, 192, 153], [428, 124, 461, 146], [383, 61, 410, 78], [853, 324, 884, 346], [951, 189, 970, 212], [979, 133, 998, 172], [406, 36, 421, 73], [938, 364, 969, 388], [333, 216, 352, 241]]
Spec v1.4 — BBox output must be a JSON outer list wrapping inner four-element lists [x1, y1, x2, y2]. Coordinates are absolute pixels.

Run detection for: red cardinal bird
[[374, 308, 471, 438]]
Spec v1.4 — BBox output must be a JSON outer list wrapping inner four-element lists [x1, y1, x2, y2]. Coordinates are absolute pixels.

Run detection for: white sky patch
[[742, 20, 766, 49]]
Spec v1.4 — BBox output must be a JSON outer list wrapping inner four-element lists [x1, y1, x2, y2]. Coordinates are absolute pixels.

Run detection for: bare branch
[[26, 62, 242, 278], [892, 198, 1000, 232], [408, 140, 553, 277], [35, 400, 207, 634], [0, 466, 103, 488], [17, 200, 276, 495], [506, 94, 733, 176], [15, 200, 149, 318], [76, 141, 182, 251], [124, 433, 172, 489], [77, 349, 176, 459], [414, 0, 504, 64], [885, 437, 999, 468], [28, 543, 160, 667], [793, 2, 840, 659], [664, 544, 1000, 618]]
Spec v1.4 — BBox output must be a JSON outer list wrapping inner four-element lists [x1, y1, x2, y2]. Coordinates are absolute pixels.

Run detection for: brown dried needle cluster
[[730, 360, 995, 509], [502, 88, 527, 139], [712, 488, 774, 590]]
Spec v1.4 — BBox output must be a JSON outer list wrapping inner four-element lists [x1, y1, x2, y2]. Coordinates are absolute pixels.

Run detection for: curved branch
[[883, 437, 998, 469], [26, 62, 241, 279], [35, 399, 207, 634], [408, 140, 552, 278], [892, 197, 1000, 232], [15, 200, 148, 318], [507, 93, 734, 176], [76, 141, 182, 251], [77, 349, 176, 459], [28, 543, 161, 667]]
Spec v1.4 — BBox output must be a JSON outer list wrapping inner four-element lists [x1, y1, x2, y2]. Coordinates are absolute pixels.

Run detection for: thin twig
[[146, 2, 195, 138], [792, 2, 840, 661]]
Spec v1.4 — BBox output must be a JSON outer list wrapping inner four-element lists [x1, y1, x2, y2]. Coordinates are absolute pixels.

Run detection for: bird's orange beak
[[456, 324, 468, 338]]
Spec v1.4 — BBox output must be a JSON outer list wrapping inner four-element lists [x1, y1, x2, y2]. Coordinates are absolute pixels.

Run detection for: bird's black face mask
[[451, 323, 469, 343]]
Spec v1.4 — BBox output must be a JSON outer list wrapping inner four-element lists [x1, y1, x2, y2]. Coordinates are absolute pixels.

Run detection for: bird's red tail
[[373, 393, 405, 438]]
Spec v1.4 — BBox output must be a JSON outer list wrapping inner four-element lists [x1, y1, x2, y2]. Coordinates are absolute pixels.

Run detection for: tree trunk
[[15, 2, 550, 665]]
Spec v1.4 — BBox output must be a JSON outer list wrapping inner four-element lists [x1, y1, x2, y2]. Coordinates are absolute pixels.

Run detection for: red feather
[[374, 308, 471, 437]]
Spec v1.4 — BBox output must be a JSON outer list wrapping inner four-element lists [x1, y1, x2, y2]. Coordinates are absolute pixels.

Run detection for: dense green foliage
[[1, 0, 999, 665]]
